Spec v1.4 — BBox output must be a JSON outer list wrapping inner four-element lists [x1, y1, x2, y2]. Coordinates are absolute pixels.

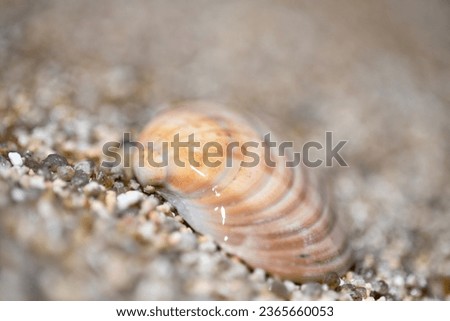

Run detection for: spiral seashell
[[133, 101, 352, 282]]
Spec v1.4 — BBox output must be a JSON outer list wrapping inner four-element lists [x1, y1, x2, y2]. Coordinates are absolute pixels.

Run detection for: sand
[[0, 0, 449, 300]]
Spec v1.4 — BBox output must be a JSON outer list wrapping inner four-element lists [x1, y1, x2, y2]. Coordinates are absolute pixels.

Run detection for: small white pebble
[[249, 268, 266, 283], [29, 175, 46, 190], [8, 152, 23, 167], [37, 199, 56, 218], [168, 231, 182, 245], [196, 252, 217, 275], [138, 195, 159, 216], [143, 185, 155, 194], [74, 160, 94, 174], [345, 271, 354, 280], [90, 200, 110, 219], [199, 240, 217, 252], [406, 274, 417, 287], [52, 178, 67, 188], [410, 288, 422, 297], [417, 275, 427, 288], [70, 193, 87, 208], [176, 232, 197, 250], [284, 280, 298, 292], [180, 252, 200, 265], [321, 290, 339, 301], [129, 179, 140, 190], [156, 202, 172, 214], [52, 178, 69, 198], [350, 275, 366, 287], [225, 261, 249, 278], [291, 290, 305, 301], [117, 190, 143, 211], [11, 188, 26, 202], [138, 222, 156, 240], [83, 181, 104, 196], [393, 275, 405, 287]]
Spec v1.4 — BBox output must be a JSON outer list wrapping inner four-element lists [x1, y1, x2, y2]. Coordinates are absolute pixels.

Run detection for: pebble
[[23, 154, 40, 171], [57, 166, 75, 181], [42, 154, 68, 171], [117, 190, 144, 211], [417, 276, 427, 289], [29, 175, 46, 189], [71, 170, 90, 187], [249, 268, 266, 283], [11, 188, 26, 202], [181, 252, 201, 266], [410, 288, 422, 297], [90, 200, 109, 218], [66, 193, 87, 209], [167, 231, 182, 245], [138, 222, 156, 240], [300, 282, 322, 299], [393, 274, 405, 287], [320, 290, 339, 300], [196, 252, 217, 275], [268, 279, 290, 300], [350, 291, 362, 301], [361, 268, 376, 280], [349, 275, 366, 287], [323, 272, 341, 290], [96, 169, 114, 188], [354, 286, 368, 299], [8, 152, 23, 167], [129, 179, 140, 190], [143, 185, 155, 194], [373, 280, 389, 295], [156, 202, 172, 214], [74, 160, 95, 176], [224, 260, 249, 279], [52, 179, 68, 197], [138, 196, 159, 216], [406, 274, 417, 287], [176, 232, 197, 251], [83, 181, 104, 197], [283, 280, 297, 292], [0, 155, 11, 168], [199, 240, 217, 253], [290, 290, 305, 300], [113, 181, 126, 194], [339, 283, 356, 291]]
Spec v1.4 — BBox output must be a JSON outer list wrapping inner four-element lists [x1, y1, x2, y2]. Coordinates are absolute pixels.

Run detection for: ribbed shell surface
[[133, 101, 351, 282]]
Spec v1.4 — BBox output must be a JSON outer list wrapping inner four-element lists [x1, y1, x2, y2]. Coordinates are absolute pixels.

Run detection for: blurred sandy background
[[0, 0, 449, 300]]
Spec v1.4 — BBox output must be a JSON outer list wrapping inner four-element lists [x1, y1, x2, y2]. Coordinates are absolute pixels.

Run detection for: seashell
[[132, 101, 352, 282]]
